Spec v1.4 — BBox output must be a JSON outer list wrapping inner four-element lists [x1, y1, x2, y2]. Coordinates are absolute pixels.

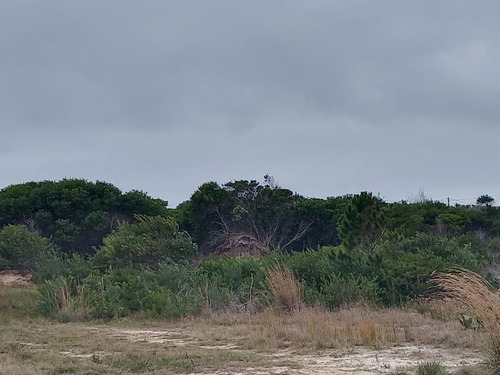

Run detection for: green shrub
[[32, 250, 95, 284], [198, 279, 233, 311], [94, 215, 197, 269], [90, 282, 130, 318], [371, 232, 486, 304], [198, 256, 267, 307], [416, 361, 447, 375], [145, 289, 184, 319], [317, 274, 381, 309], [283, 247, 340, 289], [0, 255, 9, 269], [0, 225, 50, 270], [32, 230, 491, 321]]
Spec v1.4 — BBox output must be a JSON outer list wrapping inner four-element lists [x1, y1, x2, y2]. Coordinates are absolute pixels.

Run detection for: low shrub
[[416, 361, 447, 375], [317, 274, 381, 309]]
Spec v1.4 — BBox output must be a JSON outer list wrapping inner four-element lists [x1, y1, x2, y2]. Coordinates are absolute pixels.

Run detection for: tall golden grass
[[433, 268, 500, 373], [266, 265, 303, 314], [200, 304, 481, 352]]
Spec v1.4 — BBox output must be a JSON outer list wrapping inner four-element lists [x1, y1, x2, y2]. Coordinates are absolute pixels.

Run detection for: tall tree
[[0, 179, 169, 254], [477, 194, 495, 207], [338, 192, 385, 253], [176, 180, 311, 253]]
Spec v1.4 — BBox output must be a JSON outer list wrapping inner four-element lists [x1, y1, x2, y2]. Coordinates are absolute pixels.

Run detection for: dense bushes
[[36, 264, 199, 320], [94, 215, 197, 269], [2, 178, 500, 322], [0, 179, 170, 254], [32, 230, 489, 320], [0, 225, 50, 269], [35, 257, 267, 320]]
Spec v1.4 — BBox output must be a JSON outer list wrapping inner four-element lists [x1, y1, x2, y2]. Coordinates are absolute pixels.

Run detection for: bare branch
[[280, 221, 312, 251]]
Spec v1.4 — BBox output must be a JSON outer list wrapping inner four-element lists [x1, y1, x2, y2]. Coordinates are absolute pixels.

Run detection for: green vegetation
[[0, 286, 487, 374], [416, 362, 447, 375], [94, 214, 197, 269], [0, 177, 499, 321], [337, 191, 385, 253], [0, 179, 169, 254], [28, 232, 487, 320], [0, 224, 50, 269]]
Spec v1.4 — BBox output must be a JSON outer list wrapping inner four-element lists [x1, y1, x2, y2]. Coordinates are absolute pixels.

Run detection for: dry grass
[[0, 284, 488, 375], [433, 268, 500, 373], [197, 305, 484, 353], [55, 280, 91, 322], [0, 317, 280, 375], [432, 269, 500, 333], [0, 307, 485, 375], [266, 265, 303, 313]]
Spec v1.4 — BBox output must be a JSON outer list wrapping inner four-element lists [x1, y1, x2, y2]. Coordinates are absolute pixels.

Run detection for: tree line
[[1, 178, 499, 269], [1, 178, 500, 318]]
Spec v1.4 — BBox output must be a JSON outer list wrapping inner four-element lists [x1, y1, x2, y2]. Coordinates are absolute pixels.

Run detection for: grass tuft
[[266, 265, 303, 314], [433, 268, 500, 374], [416, 361, 447, 375]]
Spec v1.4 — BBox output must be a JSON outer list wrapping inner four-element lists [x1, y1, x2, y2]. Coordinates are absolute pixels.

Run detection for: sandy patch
[[106, 327, 483, 374], [107, 328, 197, 346], [198, 346, 482, 375], [0, 270, 32, 288], [59, 350, 117, 359], [286, 345, 481, 374]]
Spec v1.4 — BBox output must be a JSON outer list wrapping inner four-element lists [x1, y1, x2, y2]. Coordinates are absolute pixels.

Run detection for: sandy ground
[[98, 327, 482, 374], [0, 270, 32, 288], [0, 272, 483, 374], [277, 346, 480, 375]]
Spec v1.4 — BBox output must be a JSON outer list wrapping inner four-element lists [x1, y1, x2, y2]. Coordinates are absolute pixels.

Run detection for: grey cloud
[[2, 1, 500, 204], [3, 1, 499, 129]]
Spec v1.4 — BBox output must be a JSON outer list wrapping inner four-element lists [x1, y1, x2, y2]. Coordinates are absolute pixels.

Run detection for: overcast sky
[[2, 1, 499, 207]]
